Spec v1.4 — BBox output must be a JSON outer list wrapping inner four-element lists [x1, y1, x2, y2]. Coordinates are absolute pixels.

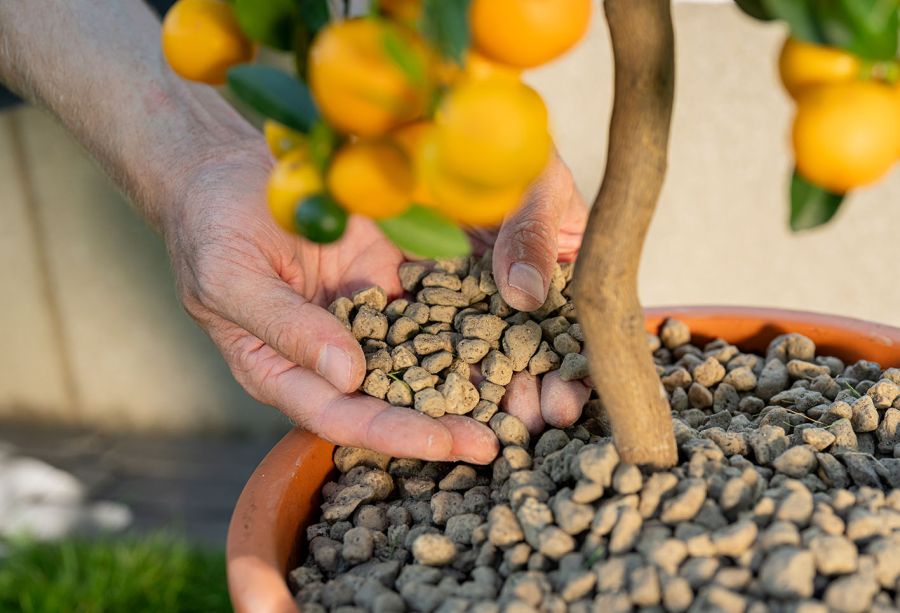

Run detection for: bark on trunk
[[571, 0, 678, 469]]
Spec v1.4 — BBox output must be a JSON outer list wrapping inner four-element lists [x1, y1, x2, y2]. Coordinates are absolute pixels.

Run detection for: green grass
[[0, 534, 231, 613]]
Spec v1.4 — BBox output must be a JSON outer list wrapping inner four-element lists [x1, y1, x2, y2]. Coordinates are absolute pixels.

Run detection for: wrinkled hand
[[164, 144, 589, 464]]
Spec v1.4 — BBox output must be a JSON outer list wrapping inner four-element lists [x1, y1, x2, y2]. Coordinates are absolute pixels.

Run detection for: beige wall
[[529, 4, 900, 322], [2, 3, 899, 433], [0, 108, 285, 435]]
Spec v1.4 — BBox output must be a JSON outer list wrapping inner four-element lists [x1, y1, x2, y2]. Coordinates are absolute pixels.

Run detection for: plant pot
[[226, 306, 900, 613]]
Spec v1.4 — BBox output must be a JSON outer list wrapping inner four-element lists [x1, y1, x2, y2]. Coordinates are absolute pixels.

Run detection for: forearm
[[0, 0, 262, 230]]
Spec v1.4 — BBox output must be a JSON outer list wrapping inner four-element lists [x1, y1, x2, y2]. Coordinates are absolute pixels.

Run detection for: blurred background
[[1, 0, 899, 569]]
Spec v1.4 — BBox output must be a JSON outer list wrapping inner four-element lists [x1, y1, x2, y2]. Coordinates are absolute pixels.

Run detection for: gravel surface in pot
[[290, 255, 900, 613]]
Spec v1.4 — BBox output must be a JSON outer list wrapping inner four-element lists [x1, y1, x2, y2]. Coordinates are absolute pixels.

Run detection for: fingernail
[[508, 262, 545, 304], [317, 345, 352, 391]]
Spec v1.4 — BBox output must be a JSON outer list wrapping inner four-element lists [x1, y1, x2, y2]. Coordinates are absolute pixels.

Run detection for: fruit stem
[[571, 0, 678, 469]]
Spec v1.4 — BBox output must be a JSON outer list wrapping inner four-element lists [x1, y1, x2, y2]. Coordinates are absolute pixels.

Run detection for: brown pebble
[[553, 333, 581, 356], [457, 338, 491, 364], [386, 317, 420, 346], [328, 296, 354, 328], [404, 302, 430, 325], [391, 344, 418, 370], [362, 369, 390, 399], [560, 353, 590, 381], [528, 342, 560, 376], [422, 271, 462, 291], [440, 372, 480, 415], [402, 366, 437, 392], [459, 314, 508, 342], [352, 286, 388, 311], [417, 287, 469, 307], [386, 380, 413, 407], [352, 306, 388, 341], [479, 381, 506, 404], [384, 298, 409, 320], [398, 263, 429, 292], [414, 388, 446, 417], [489, 412, 530, 447], [479, 271, 498, 295], [472, 400, 499, 423], [489, 293, 513, 317], [413, 333, 447, 355], [482, 350, 514, 385], [422, 350, 453, 374], [429, 305, 457, 324], [365, 349, 393, 373], [502, 320, 543, 372]]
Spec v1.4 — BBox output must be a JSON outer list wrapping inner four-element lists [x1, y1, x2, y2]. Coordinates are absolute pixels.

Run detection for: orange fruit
[[391, 121, 437, 205], [309, 19, 434, 137], [779, 37, 861, 100], [379, 0, 421, 28], [463, 50, 522, 83], [433, 78, 551, 188], [470, 0, 592, 68], [420, 133, 526, 226], [267, 150, 324, 231], [793, 81, 900, 193], [161, 0, 254, 85], [263, 120, 308, 160], [327, 140, 414, 218]]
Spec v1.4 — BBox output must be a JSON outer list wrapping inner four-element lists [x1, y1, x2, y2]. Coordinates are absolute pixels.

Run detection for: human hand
[[164, 144, 589, 464]]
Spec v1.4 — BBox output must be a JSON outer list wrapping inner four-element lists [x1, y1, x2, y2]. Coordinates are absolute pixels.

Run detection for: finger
[[205, 273, 365, 394], [501, 371, 545, 436], [437, 416, 500, 464], [493, 155, 586, 311], [540, 370, 591, 428], [273, 365, 456, 460]]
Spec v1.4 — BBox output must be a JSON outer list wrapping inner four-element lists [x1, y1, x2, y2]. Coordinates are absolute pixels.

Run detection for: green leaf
[[294, 0, 331, 80], [790, 169, 845, 231], [227, 65, 318, 133], [382, 28, 427, 87], [762, 0, 826, 44], [377, 205, 471, 258], [308, 120, 339, 173], [734, 0, 774, 21], [299, 0, 331, 34], [812, 0, 899, 60], [234, 0, 299, 50], [421, 0, 471, 64]]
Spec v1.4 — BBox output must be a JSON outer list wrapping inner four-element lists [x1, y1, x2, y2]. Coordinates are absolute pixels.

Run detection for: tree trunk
[[571, 0, 678, 469]]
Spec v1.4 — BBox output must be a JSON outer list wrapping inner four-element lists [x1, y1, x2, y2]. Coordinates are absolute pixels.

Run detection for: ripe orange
[[419, 132, 525, 226], [263, 120, 308, 160], [391, 121, 437, 205], [470, 0, 592, 68], [779, 37, 861, 100], [463, 50, 522, 83], [309, 19, 434, 137], [793, 81, 900, 193], [379, 0, 421, 28], [326, 140, 414, 219], [161, 0, 254, 85], [433, 78, 551, 189], [267, 150, 323, 231]]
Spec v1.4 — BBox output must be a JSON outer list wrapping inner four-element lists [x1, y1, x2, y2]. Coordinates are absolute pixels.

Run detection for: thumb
[[493, 155, 585, 312]]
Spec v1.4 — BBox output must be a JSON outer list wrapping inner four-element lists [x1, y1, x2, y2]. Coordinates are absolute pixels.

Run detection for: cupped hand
[[164, 144, 589, 464]]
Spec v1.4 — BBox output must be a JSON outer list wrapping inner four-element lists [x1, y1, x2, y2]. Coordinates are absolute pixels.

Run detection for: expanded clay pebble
[[300, 279, 900, 612]]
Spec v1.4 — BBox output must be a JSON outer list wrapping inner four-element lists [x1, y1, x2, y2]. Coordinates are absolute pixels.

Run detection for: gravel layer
[[291, 256, 900, 612]]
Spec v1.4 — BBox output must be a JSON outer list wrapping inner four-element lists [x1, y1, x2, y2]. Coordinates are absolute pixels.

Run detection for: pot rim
[[227, 305, 900, 613]]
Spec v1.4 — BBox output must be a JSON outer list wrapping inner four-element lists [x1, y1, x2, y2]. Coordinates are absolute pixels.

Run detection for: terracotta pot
[[226, 306, 900, 613]]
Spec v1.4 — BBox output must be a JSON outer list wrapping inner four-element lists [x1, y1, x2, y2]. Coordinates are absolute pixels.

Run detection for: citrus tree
[[160, 0, 900, 469]]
